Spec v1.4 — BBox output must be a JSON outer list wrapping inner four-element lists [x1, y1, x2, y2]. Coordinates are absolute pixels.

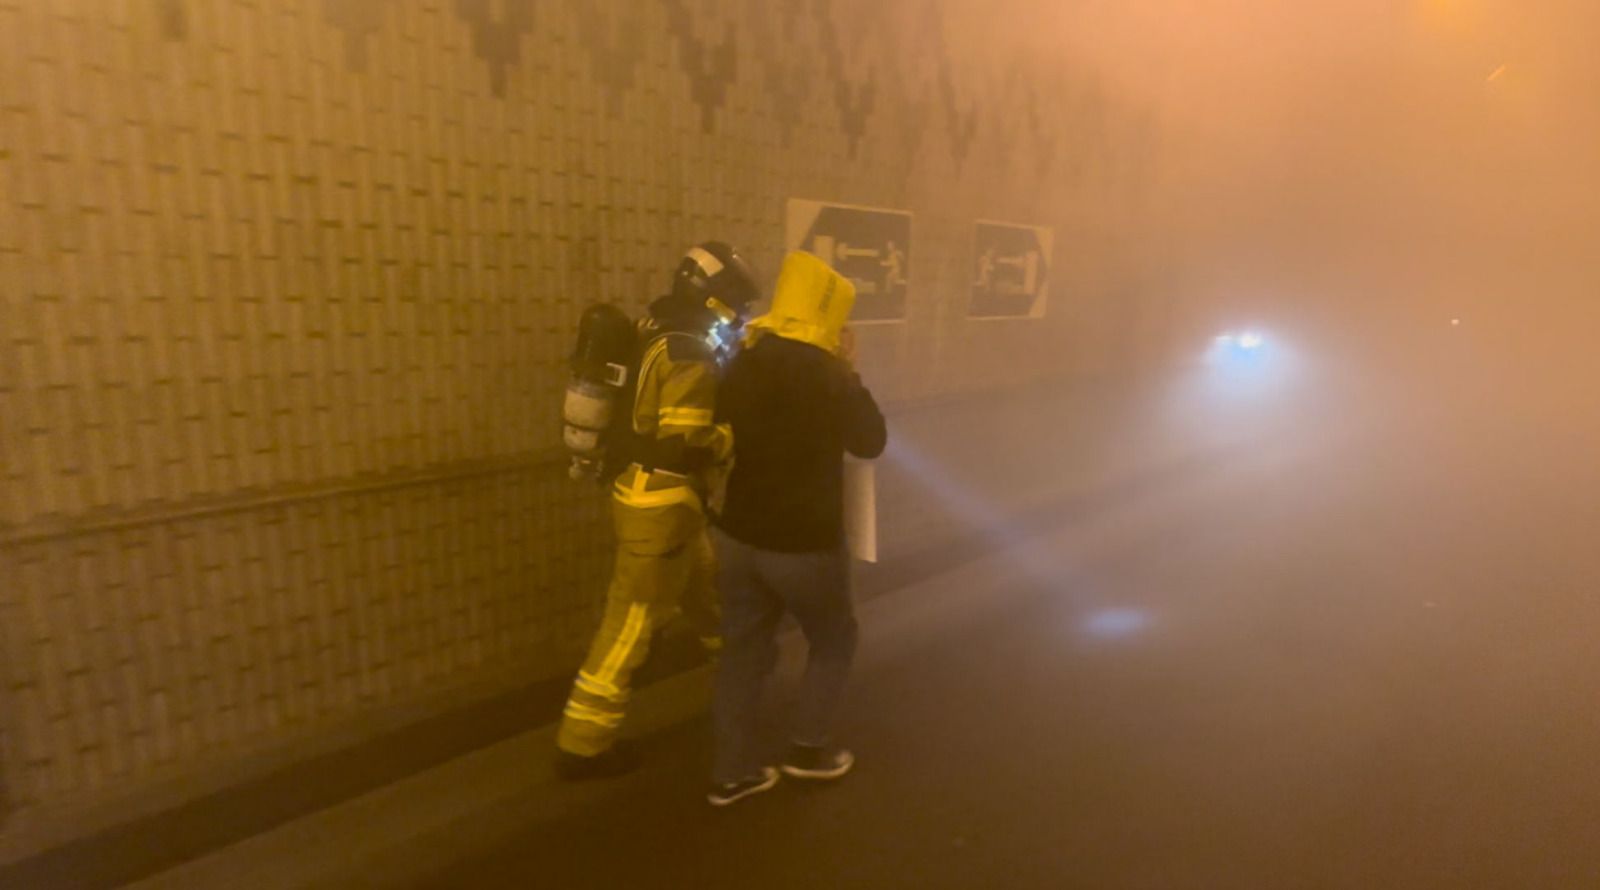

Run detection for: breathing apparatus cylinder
[[563, 303, 636, 480]]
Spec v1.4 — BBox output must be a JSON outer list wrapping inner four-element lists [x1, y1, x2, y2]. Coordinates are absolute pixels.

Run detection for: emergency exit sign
[[785, 199, 913, 323]]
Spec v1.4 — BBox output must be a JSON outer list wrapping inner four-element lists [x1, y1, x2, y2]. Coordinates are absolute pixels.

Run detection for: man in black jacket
[[707, 251, 887, 806]]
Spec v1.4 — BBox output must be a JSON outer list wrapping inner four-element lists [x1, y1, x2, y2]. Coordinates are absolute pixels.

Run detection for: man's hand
[[836, 326, 857, 368]]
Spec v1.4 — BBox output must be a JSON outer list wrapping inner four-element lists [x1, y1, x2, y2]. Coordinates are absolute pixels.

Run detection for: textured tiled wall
[[0, 0, 1162, 835]]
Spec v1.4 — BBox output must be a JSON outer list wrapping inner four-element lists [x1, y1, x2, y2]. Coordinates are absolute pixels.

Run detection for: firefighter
[[555, 242, 760, 780]]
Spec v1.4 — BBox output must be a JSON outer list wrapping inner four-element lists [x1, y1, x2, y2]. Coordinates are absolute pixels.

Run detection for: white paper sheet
[[842, 457, 877, 563]]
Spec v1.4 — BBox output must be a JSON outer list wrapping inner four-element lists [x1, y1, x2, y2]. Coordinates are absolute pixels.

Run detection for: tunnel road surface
[[410, 407, 1600, 890]]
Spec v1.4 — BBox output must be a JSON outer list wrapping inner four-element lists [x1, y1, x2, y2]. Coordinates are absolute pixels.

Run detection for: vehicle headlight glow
[[1213, 330, 1267, 357], [1207, 329, 1280, 374]]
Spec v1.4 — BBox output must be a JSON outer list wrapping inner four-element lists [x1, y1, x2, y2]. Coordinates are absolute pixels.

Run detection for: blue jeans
[[711, 528, 859, 785]]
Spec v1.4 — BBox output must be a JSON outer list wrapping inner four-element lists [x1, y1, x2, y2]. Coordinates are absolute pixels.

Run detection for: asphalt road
[[415, 349, 1600, 889]]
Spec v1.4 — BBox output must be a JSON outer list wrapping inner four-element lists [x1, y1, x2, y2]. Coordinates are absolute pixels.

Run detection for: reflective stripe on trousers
[[556, 498, 719, 757]]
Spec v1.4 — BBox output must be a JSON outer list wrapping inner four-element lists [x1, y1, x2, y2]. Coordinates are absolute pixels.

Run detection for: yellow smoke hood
[[745, 251, 856, 353]]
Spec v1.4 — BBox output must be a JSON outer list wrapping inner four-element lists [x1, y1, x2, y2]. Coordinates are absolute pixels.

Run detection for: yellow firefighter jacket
[[611, 326, 732, 510]]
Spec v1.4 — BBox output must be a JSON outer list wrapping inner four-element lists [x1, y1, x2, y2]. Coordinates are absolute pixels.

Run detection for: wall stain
[[661, 0, 737, 134], [455, 0, 540, 97], [752, 2, 812, 147], [573, 3, 647, 118], [323, 0, 393, 72], [813, 0, 874, 158], [936, 57, 979, 169], [156, 0, 187, 40]]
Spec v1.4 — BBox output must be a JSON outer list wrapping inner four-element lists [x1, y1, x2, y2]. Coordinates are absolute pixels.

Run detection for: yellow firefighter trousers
[[556, 498, 719, 757]]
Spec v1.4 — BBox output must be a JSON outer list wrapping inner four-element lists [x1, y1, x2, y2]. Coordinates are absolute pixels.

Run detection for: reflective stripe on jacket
[[612, 331, 731, 510]]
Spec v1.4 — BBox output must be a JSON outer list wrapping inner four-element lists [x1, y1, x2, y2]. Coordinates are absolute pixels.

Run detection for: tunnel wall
[[0, 0, 1170, 846]]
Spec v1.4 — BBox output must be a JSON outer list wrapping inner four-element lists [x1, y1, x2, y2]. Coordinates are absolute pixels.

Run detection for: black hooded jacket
[[713, 335, 887, 552]]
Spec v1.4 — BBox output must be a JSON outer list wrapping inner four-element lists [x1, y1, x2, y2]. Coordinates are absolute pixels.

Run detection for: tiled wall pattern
[[0, 0, 1163, 832]]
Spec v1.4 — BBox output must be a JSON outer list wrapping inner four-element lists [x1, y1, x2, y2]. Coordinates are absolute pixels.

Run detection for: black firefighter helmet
[[652, 241, 760, 331]]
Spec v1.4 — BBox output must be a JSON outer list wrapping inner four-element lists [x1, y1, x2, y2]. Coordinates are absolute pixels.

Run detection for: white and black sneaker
[[780, 744, 854, 781], [707, 767, 780, 807]]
